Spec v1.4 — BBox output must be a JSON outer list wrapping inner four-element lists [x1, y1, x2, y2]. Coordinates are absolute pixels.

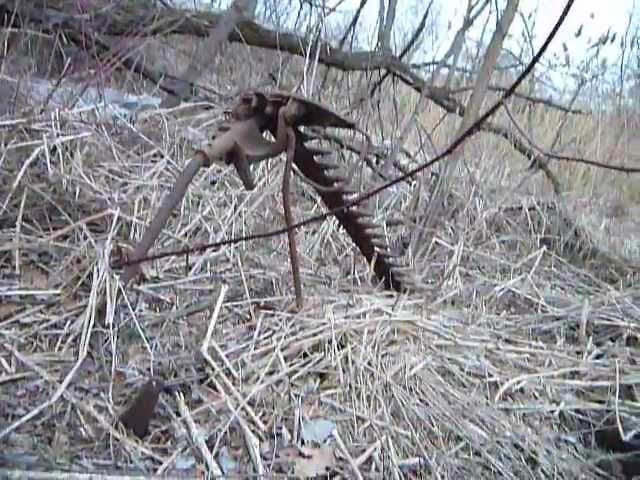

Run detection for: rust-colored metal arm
[[121, 155, 206, 285], [121, 94, 290, 285], [120, 90, 409, 295]]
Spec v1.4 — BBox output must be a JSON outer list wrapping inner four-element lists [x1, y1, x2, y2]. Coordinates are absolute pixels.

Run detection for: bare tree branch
[[336, 0, 368, 51], [432, 0, 490, 87], [119, 1, 638, 271], [161, 0, 254, 107], [376, 0, 397, 53], [414, 0, 519, 257], [3, 0, 628, 190], [368, 1, 434, 99]]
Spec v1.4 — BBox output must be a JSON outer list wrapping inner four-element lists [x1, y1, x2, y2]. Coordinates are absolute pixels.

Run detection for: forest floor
[[1, 39, 639, 479]]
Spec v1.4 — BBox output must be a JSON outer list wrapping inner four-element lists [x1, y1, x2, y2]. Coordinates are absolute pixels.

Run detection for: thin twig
[[176, 391, 224, 477], [283, 125, 303, 310], [200, 284, 266, 431]]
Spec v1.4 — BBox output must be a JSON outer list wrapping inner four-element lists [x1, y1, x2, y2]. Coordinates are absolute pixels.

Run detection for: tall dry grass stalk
[[1, 30, 638, 479]]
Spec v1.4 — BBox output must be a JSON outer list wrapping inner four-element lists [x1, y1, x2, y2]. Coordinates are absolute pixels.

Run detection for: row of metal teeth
[[302, 141, 412, 290]]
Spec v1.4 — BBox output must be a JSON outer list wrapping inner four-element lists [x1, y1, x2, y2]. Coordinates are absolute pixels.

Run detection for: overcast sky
[[342, 0, 637, 62], [203, 0, 637, 60], [203, 0, 637, 79]]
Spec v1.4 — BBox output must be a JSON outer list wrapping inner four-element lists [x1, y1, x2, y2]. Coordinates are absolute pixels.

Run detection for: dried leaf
[[217, 446, 240, 475], [0, 303, 20, 319], [301, 419, 336, 444], [20, 265, 50, 289], [175, 453, 197, 470], [126, 344, 148, 365], [119, 377, 164, 439], [293, 446, 335, 478]]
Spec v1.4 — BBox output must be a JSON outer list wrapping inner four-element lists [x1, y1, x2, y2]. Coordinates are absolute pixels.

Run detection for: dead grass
[[0, 38, 639, 479]]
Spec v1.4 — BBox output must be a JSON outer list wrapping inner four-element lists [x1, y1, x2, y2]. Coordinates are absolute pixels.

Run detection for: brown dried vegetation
[[1, 2, 640, 479]]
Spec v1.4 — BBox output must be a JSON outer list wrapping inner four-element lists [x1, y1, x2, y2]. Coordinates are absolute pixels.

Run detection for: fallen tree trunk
[[0, 0, 578, 184]]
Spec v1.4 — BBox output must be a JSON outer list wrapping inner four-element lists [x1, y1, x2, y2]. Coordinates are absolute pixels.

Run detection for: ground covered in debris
[[1, 41, 640, 479]]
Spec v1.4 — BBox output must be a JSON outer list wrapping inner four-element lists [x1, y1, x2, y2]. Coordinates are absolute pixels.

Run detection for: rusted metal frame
[[253, 91, 403, 291], [282, 125, 303, 310], [294, 133, 402, 290], [121, 95, 289, 285], [121, 90, 405, 295]]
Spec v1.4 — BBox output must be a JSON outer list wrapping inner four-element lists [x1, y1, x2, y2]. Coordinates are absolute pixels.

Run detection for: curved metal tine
[[296, 129, 316, 143], [306, 147, 336, 159], [323, 172, 347, 183], [282, 126, 303, 310], [368, 235, 389, 249], [314, 159, 342, 171], [373, 250, 398, 262], [349, 207, 374, 219], [337, 186, 358, 197], [294, 171, 347, 193], [357, 220, 380, 231]]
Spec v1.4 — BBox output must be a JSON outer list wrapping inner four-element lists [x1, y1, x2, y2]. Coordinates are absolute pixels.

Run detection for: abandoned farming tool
[[119, 90, 409, 301]]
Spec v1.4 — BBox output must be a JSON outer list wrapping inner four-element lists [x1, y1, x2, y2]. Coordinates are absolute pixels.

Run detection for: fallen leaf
[[0, 303, 20, 318], [119, 377, 164, 439], [126, 344, 149, 365], [20, 265, 50, 289], [217, 446, 240, 475], [175, 453, 196, 470], [293, 446, 335, 478], [51, 429, 70, 458], [301, 419, 336, 444]]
